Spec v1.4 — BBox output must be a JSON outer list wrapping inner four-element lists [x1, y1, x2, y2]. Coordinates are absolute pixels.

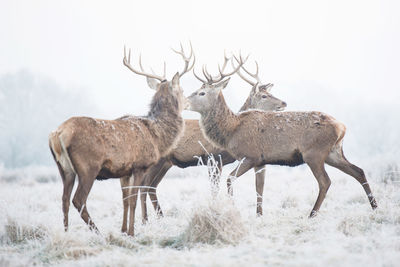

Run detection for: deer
[[48, 45, 194, 236], [119, 54, 287, 233], [185, 55, 378, 218]]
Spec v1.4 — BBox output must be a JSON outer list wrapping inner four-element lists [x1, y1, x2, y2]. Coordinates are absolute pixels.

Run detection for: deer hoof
[[309, 210, 318, 218]]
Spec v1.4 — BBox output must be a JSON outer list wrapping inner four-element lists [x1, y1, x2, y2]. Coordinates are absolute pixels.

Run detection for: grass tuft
[[4, 219, 46, 244]]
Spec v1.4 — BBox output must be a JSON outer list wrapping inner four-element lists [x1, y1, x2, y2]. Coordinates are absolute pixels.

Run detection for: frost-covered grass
[[0, 163, 399, 266]]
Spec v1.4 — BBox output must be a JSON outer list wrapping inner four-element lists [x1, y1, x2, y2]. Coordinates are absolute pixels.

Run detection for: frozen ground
[[0, 162, 399, 266]]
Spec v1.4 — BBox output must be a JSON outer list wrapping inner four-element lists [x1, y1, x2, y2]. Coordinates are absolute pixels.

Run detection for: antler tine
[[163, 61, 166, 78], [254, 61, 259, 77], [219, 49, 232, 74], [189, 41, 194, 60], [196, 52, 246, 85], [172, 42, 195, 78], [123, 46, 132, 65], [234, 55, 261, 83], [171, 43, 182, 55], [224, 49, 230, 60], [205, 50, 232, 82], [193, 68, 208, 83], [212, 53, 246, 83], [202, 65, 212, 83], [203, 65, 212, 81], [192, 50, 240, 85], [122, 47, 165, 82], [139, 54, 144, 71], [231, 57, 256, 86], [188, 53, 195, 72], [140, 55, 166, 79], [186, 42, 195, 74]]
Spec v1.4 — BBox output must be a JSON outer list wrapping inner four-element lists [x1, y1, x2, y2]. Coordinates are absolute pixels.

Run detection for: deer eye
[[199, 92, 205, 96], [262, 95, 268, 99]]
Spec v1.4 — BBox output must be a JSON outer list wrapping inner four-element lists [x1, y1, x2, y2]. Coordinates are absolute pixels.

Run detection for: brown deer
[[49, 46, 194, 236], [185, 57, 378, 218], [120, 54, 287, 232]]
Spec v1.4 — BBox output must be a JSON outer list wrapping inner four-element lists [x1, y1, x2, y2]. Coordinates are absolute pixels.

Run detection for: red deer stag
[[185, 58, 377, 218], [120, 53, 287, 232], [49, 46, 193, 236]]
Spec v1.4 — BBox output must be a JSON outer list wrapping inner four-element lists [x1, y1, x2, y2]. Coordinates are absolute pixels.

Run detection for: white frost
[[0, 164, 399, 266]]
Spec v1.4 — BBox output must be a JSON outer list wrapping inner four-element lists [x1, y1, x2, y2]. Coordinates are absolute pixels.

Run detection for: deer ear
[[259, 83, 274, 92], [146, 78, 159, 90], [214, 77, 231, 92], [172, 72, 180, 87], [266, 83, 274, 92]]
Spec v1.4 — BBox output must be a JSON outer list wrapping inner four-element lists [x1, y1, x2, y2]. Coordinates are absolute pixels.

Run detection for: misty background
[[0, 0, 399, 170]]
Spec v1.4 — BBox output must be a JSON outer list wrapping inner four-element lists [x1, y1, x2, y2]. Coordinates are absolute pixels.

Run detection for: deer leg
[[72, 175, 98, 233], [127, 170, 145, 237], [55, 161, 76, 232], [145, 159, 173, 217], [139, 160, 169, 222], [62, 171, 76, 232], [306, 159, 331, 218], [254, 165, 266, 216], [147, 188, 162, 217], [120, 175, 133, 233], [140, 188, 148, 224], [227, 159, 256, 195], [326, 151, 377, 209]]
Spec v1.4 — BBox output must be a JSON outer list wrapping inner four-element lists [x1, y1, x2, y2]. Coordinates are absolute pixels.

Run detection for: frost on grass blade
[[177, 197, 247, 247], [166, 144, 247, 247], [195, 141, 222, 197], [3, 218, 46, 244]]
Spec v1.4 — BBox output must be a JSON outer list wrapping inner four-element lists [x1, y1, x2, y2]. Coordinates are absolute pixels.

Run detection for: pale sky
[[1, 0, 399, 120]]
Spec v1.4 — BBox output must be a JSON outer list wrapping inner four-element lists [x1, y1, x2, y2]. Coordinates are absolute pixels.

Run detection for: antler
[[141, 57, 166, 80], [193, 66, 208, 83], [193, 52, 248, 84], [232, 55, 261, 86], [172, 42, 195, 78], [203, 50, 231, 81], [123, 46, 166, 82]]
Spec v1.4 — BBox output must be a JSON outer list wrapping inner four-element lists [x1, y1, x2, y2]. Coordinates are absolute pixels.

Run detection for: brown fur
[[120, 85, 287, 231], [49, 78, 186, 236], [187, 85, 378, 217]]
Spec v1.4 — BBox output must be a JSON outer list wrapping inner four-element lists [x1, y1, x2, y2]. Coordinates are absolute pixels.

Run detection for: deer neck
[[238, 95, 252, 112], [199, 92, 239, 148], [147, 88, 184, 156]]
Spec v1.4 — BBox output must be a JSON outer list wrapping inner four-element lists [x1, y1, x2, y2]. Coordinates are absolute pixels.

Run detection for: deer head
[[186, 52, 245, 113], [187, 53, 286, 113], [232, 57, 286, 112], [187, 78, 231, 113], [123, 44, 194, 112]]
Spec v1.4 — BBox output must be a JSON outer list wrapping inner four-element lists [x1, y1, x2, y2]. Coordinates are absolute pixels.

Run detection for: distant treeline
[[0, 70, 95, 168]]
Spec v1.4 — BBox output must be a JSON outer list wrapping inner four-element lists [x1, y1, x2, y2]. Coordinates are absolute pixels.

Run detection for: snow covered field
[[2, 0, 400, 266], [0, 162, 399, 266]]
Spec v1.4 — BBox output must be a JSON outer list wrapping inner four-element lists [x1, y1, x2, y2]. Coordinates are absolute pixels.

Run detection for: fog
[[0, 70, 95, 167], [1, 2, 400, 266], [0, 0, 399, 168]]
